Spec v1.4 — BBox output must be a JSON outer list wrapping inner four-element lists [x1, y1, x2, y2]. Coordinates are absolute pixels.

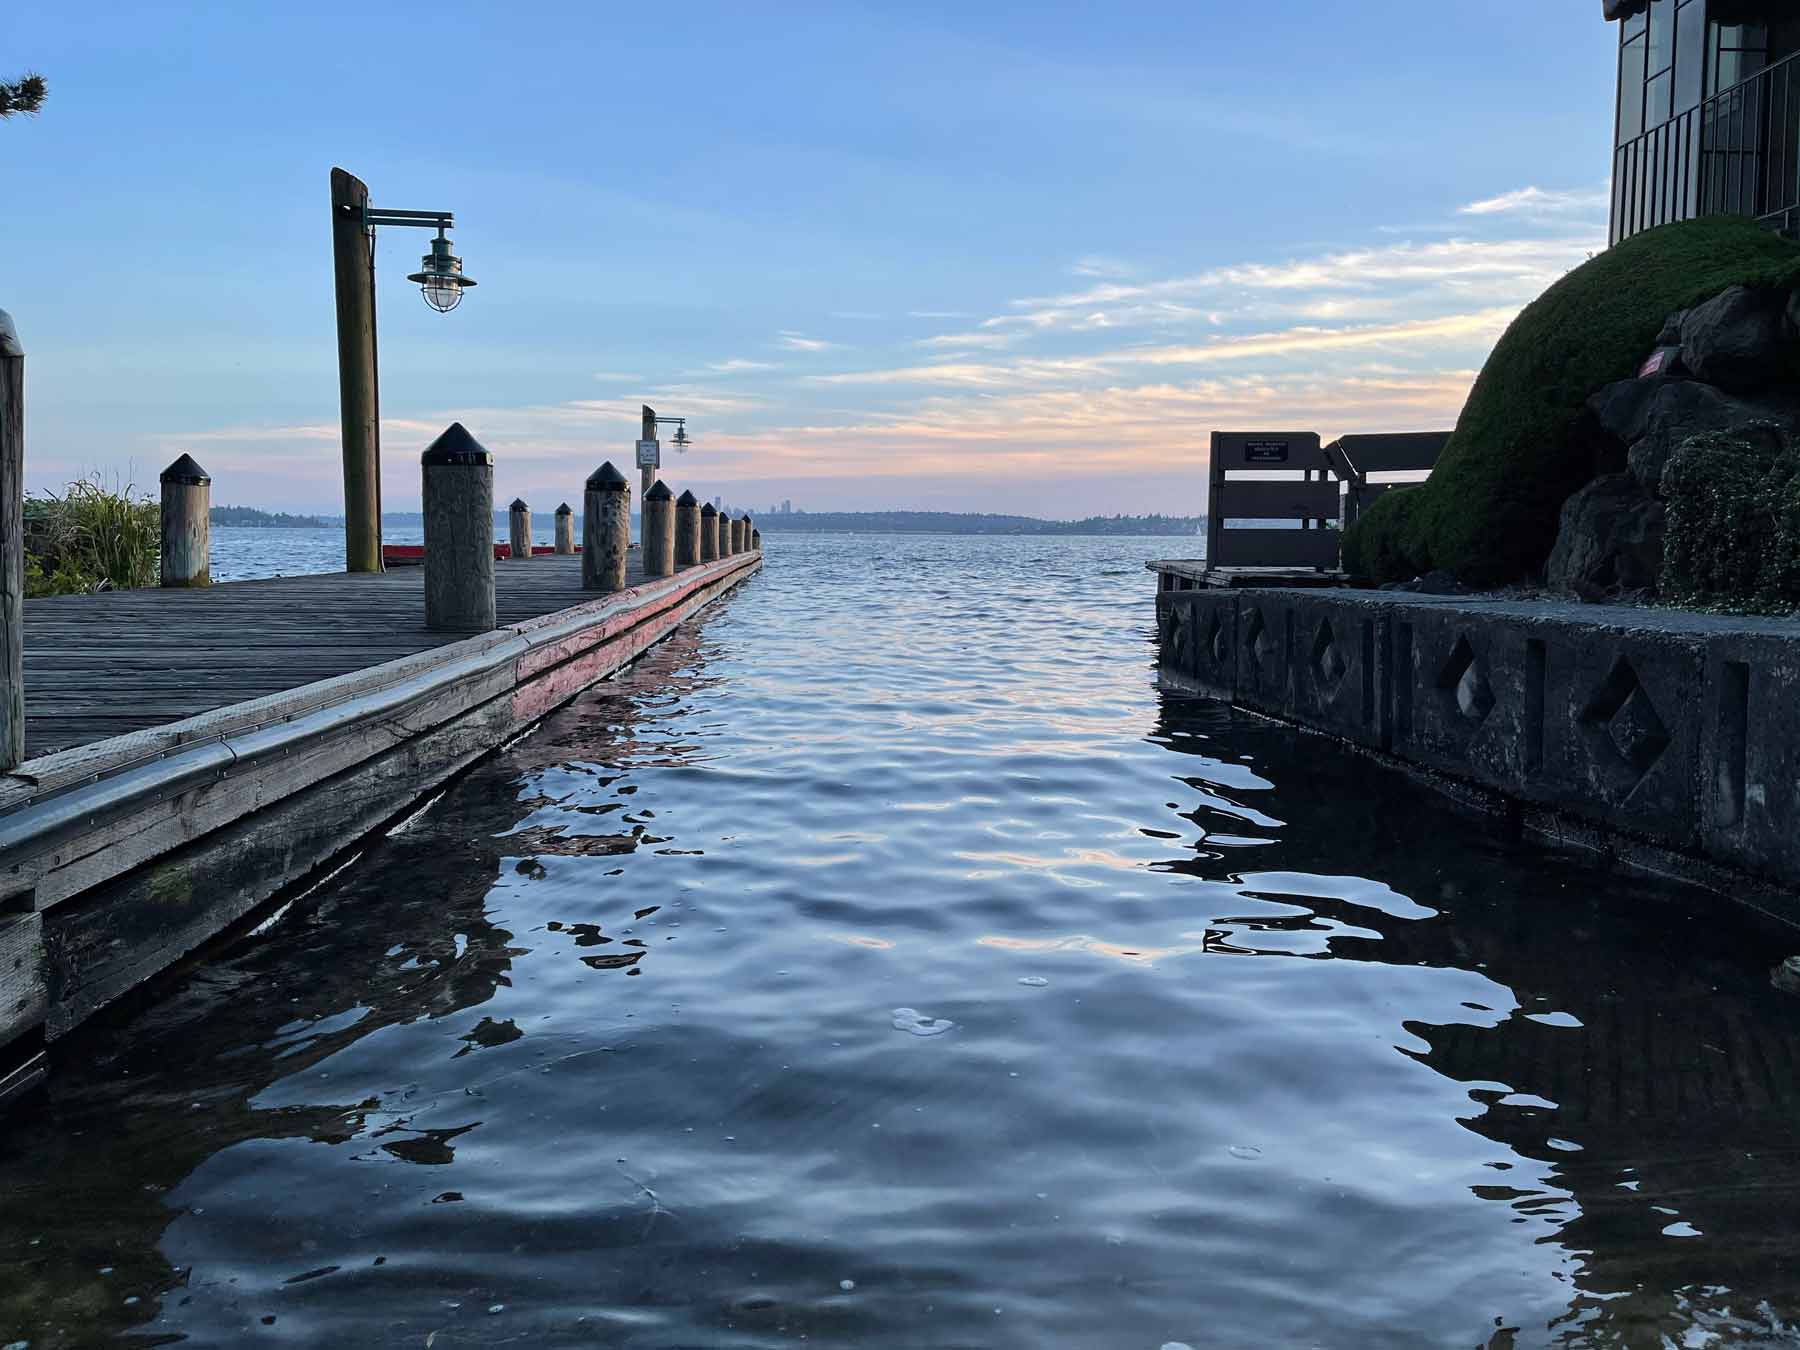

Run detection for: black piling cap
[[700, 500, 718, 517], [510, 498, 529, 512], [645, 479, 674, 502], [160, 453, 211, 486], [422, 422, 493, 467], [555, 502, 573, 516], [676, 489, 698, 507], [586, 461, 628, 492]]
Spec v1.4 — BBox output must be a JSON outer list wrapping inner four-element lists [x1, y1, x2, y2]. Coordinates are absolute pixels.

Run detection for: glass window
[[1624, 9, 1647, 40], [1646, 69, 1673, 125], [1648, 0, 1675, 74], [1619, 35, 1647, 142], [1675, 1, 1706, 111]]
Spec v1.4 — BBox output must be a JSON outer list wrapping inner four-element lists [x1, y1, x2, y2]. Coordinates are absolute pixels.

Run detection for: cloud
[[1458, 184, 1610, 218], [704, 358, 779, 373], [591, 370, 644, 382], [777, 331, 838, 352], [916, 330, 1017, 349], [1070, 255, 1135, 278], [908, 309, 973, 319]]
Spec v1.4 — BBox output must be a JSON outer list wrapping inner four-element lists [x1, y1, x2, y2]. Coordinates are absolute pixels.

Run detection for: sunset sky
[[6, 3, 1616, 518]]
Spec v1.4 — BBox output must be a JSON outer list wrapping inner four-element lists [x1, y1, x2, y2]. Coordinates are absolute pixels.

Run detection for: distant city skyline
[[7, 3, 1614, 518]]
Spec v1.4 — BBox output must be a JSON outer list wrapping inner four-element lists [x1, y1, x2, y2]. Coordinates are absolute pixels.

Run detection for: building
[[1607, 1, 1800, 243]]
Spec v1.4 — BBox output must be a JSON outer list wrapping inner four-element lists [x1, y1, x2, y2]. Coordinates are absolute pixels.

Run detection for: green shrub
[[1660, 428, 1800, 612], [1343, 216, 1800, 587], [24, 475, 159, 596]]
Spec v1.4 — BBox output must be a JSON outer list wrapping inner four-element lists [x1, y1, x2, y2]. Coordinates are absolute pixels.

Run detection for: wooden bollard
[[508, 498, 532, 560], [731, 515, 745, 555], [643, 478, 675, 578], [0, 309, 21, 773], [752, 528, 761, 551], [159, 454, 211, 588], [583, 461, 630, 592], [741, 515, 754, 554], [421, 422, 496, 633], [555, 502, 575, 554], [675, 489, 700, 567], [700, 501, 719, 561]]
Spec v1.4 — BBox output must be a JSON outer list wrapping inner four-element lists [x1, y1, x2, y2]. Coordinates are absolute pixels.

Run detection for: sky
[[3, 3, 1618, 518]]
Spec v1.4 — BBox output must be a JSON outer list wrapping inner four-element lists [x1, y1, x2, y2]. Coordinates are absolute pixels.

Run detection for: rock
[[1787, 291, 1800, 343], [1679, 285, 1797, 394], [1655, 308, 1687, 347], [1624, 381, 1797, 495], [1545, 473, 1666, 595], [1413, 569, 1468, 595], [1587, 379, 1661, 445]]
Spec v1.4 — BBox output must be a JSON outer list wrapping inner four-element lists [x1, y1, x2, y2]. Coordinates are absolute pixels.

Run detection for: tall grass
[[24, 474, 160, 596]]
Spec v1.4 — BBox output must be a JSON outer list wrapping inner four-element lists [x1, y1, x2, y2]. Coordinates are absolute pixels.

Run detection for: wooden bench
[[1205, 430, 1342, 573], [1331, 431, 1451, 528]]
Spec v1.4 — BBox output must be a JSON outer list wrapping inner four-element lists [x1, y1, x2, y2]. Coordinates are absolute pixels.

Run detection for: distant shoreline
[[211, 510, 1206, 538]]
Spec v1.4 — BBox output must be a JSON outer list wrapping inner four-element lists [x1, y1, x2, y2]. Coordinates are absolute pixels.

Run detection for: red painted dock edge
[[383, 542, 575, 566]]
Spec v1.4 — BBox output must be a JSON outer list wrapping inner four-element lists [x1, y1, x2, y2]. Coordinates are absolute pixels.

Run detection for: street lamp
[[330, 168, 476, 572]]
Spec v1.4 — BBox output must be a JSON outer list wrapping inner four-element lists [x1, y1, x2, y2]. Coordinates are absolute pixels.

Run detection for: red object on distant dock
[[382, 543, 574, 566]]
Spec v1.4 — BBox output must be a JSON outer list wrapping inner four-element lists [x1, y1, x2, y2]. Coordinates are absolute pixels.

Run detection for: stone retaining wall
[[1155, 581, 1800, 903]]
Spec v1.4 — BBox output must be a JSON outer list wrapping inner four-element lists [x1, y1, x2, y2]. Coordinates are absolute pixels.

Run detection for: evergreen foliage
[[0, 73, 46, 118], [1343, 217, 1800, 586], [1660, 427, 1800, 613]]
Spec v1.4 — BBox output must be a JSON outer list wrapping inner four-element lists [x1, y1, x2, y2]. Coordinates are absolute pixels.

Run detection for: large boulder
[[1623, 382, 1798, 494], [1679, 285, 1798, 394], [1343, 218, 1800, 587], [1545, 473, 1665, 596]]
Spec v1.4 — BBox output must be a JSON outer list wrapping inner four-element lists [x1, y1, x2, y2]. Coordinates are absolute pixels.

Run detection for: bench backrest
[[1205, 431, 1340, 570]]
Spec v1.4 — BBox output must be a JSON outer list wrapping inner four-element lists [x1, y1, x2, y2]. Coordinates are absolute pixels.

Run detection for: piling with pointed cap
[[674, 489, 700, 567], [643, 478, 675, 578], [584, 461, 630, 592], [741, 514, 754, 555], [554, 502, 575, 554], [508, 498, 532, 560], [752, 528, 761, 551], [421, 423, 496, 632], [0, 309, 22, 772], [159, 453, 212, 588], [700, 500, 720, 562], [728, 514, 744, 555]]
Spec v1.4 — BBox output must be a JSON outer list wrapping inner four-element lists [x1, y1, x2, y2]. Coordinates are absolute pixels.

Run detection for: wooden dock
[[0, 548, 760, 1085]]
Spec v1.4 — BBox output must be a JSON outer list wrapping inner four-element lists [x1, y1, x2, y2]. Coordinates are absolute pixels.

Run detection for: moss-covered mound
[[1343, 217, 1800, 587], [1661, 427, 1800, 612]]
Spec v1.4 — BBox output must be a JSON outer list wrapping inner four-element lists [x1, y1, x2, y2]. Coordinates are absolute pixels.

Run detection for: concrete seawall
[[1153, 570, 1800, 919]]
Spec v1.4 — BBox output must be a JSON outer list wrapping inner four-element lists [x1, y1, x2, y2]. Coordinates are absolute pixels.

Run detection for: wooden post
[[731, 515, 746, 555], [583, 461, 630, 592], [742, 515, 754, 555], [752, 528, 761, 551], [331, 168, 383, 574], [674, 489, 700, 567], [554, 502, 576, 554], [643, 479, 675, 578], [158, 454, 211, 587], [420, 423, 495, 633], [700, 501, 719, 561], [508, 498, 532, 560], [640, 405, 657, 502], [0, 310, 21, 773]]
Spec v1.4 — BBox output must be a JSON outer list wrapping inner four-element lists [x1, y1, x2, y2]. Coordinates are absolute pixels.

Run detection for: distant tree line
[[756, 511, 1204, 536], [210, 505, 330, 528]]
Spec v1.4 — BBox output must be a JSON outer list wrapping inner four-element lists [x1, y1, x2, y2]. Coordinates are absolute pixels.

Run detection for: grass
[[1343, 216, 1800, 587], [24, 474, 160, 596]]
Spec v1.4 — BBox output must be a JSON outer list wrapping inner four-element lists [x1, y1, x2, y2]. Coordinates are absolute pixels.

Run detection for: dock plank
[[17, 554, 651, 758]]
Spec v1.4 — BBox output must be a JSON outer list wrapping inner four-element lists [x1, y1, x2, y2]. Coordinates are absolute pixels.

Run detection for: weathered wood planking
[[17, 552, 650, 757], [0, 549, 760, 1050]]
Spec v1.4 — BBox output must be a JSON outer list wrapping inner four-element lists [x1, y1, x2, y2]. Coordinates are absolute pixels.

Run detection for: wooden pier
[[0, 548, 760, 1089]]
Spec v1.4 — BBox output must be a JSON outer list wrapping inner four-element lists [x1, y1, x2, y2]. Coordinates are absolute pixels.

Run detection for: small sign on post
[[636, 439, 659, 470], [1243, 439, 1291, 464]]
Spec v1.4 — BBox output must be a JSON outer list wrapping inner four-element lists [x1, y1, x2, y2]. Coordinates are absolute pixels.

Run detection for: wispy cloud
[[591, 370, 644, 383], [1070, 255, 1135, 279], [777, 331, 838, 352], [908, 309, 972, 320], [1458, 184, 1610, 218], [704, 358, 779, 373]]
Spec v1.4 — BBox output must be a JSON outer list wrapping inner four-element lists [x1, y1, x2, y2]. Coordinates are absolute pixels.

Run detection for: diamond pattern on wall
[[1582, 656, 1670, 784], [1437, 635, 1495, 723], [1205, 609, 1227, 668], [1310, 618, 1348, 693]]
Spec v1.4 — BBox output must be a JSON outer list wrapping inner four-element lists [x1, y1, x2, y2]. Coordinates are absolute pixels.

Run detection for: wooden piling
[[700, 501, 719, 561], [742, 515, 754, 555], [420, 423, 496, 633], [509, 498, 532, 560], [554, 502, 575, 554], [330, 168, 383, 574], [0, 310, 21, 773], [583, 461, 630, 592], [752, 528, 761, 551], [732, 515, 747, 555], [675, 489, 700, 567], [158, 455, 211, 588], [643, 479, 675, 578]]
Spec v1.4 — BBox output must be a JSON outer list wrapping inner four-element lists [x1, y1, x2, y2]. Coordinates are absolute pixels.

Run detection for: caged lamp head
[[406, 228, 477, 313], [671, 424, 691, 451]]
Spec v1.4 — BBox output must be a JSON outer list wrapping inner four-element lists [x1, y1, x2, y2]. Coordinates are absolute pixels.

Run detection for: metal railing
[[1613, 49, 1800, 243]]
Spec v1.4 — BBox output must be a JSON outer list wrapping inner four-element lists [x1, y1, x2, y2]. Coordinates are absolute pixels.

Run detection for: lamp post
[[635, 406, 691, 499], [330, 167, 476, 573]]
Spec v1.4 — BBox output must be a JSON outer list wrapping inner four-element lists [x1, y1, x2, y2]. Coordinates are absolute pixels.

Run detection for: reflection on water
[[4, 534, 1800, 1348]]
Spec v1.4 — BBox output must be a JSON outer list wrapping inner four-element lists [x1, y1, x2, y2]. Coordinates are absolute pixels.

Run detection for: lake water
[[6, 533, 1800, 1348]]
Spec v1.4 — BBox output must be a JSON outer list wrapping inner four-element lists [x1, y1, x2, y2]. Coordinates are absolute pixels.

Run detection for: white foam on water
[[891, 1008, 954, 1037]]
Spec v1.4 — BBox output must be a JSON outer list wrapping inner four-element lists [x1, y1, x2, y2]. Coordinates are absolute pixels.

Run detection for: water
[[6, 534, 1800, 1348]]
